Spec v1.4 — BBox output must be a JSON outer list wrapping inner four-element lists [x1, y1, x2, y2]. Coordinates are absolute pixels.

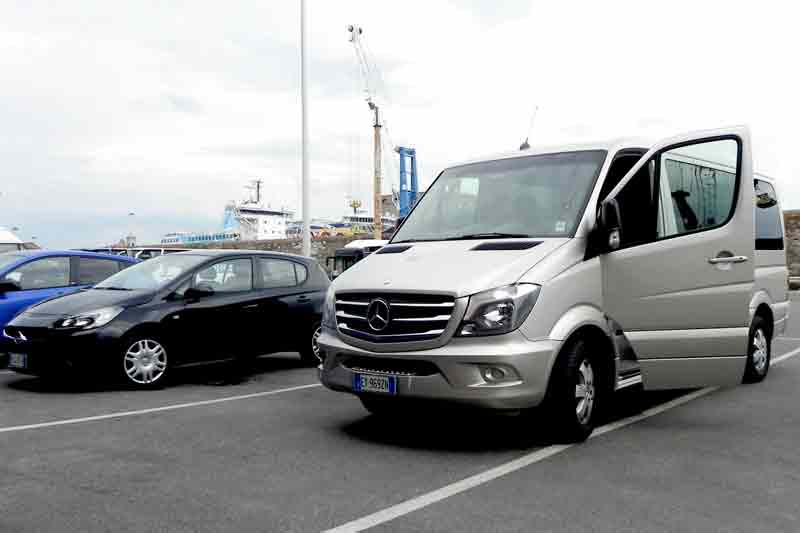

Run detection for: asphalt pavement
[[1, 307, 799, 533]]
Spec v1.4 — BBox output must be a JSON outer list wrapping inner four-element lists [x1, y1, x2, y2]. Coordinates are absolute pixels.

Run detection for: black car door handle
[[242, 304, 259, 310], [297, 296, 311, 303]]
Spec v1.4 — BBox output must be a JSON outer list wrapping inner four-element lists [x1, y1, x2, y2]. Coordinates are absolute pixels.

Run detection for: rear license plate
[[8, 353, 27, 369], [353, 373, 397, 395]]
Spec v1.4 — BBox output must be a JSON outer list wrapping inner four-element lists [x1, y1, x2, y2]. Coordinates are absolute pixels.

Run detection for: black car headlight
[[54, 306, 125, 330], [321, 286, 336, 329], [457, 284, 540, 337]]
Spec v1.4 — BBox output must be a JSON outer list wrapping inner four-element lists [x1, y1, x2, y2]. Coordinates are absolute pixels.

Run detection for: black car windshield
[[95, 254, 209, 291], [392, 150, 607, 242]]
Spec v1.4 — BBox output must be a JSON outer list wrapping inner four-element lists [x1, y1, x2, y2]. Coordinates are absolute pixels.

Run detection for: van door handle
[[708, 255, 749, 265]]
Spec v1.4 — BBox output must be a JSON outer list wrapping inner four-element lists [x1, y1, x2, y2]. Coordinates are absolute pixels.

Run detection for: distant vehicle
[[78, 247, 192, 260], [2, 250, 330, 389], [319, 126, 789, 442], [0, 250, 138, 338], [326, 239, 387, 278], [0, 228, 24, 253]]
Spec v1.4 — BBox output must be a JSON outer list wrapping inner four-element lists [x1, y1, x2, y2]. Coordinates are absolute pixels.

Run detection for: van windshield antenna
[[519, 105, 539, 150]]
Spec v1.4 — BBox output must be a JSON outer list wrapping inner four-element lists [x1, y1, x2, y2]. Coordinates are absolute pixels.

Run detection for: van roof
[[451, 137, 654, 168], [449, 137, 778, 186]]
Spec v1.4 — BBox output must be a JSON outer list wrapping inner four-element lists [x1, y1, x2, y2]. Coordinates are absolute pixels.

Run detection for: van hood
[[332, 238, 569, 297]]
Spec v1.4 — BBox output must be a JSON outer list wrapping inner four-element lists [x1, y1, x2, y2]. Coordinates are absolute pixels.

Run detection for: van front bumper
[[318, 328, 560, 410]]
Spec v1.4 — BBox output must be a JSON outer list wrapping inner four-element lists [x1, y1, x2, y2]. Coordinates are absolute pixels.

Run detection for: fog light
[[480, 365, 519, 384]]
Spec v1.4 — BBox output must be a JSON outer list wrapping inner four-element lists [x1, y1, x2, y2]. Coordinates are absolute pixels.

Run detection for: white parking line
[[0, 383, 322, 434], [324, 345, 800, 533], [0, 370, 13, 375]]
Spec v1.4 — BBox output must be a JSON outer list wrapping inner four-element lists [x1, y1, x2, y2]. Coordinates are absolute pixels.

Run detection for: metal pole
[[372, 103, 382, 240], [300, 0, 311, 257]]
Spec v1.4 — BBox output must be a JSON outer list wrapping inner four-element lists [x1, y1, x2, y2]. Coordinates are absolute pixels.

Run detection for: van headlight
[[54, 306, 125, 330], [322, 286, 337, 328], [457, 284, 540, 337]]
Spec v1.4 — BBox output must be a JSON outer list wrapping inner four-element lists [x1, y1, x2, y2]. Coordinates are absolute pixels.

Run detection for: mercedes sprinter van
[[318, 126, 789, 441]]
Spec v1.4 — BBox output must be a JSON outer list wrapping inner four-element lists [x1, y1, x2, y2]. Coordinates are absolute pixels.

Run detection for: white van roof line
[[449, 137, 655, 169]]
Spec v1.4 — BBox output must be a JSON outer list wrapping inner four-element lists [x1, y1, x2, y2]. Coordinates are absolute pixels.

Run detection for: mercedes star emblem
[[366, 299, 391, 332]]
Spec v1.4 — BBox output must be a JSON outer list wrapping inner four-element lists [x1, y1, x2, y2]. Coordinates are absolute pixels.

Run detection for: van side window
[[754, 179, 783, 250], [614, 139, 739, 247], [656, 141, 737, 238]]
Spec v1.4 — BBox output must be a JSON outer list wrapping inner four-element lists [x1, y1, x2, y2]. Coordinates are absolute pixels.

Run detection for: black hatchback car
[[1, 250, 329, 389]]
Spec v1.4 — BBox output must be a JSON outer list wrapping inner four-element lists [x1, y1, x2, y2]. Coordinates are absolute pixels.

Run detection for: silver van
[[318, 126, 789, 441]]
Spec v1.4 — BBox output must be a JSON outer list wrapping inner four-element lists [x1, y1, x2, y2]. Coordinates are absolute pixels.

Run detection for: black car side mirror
[[184, 284, 215, 300], [597, 198, 623, 252], [0, 280, 22, 294]]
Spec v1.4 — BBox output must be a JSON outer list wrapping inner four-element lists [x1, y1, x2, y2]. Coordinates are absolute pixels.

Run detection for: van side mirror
[[0, 280, 22, 294], [598, 198, 623, 251]]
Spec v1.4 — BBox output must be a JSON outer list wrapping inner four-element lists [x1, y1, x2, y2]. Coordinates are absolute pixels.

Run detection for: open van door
[[600, 126, 754, 389]]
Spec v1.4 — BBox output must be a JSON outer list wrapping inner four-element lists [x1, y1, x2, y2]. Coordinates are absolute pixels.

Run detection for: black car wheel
[[121, 335, 170, 389], [299, 322, 323, 367]]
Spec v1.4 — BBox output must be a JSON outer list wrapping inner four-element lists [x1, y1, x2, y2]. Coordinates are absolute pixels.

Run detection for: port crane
[[347, 25, 419, 235]]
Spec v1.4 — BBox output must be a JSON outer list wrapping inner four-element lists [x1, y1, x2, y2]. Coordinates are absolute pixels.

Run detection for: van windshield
[[393, 150, 607, 243]]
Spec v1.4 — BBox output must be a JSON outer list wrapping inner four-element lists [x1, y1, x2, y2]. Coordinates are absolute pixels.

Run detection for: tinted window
[[656, 140, 738, 239], [257, 258, 302, 288], [755, 179, 783, 250], [77, 258, 122, 285], [5, 257, 70, 290], [194, 259, 253, 293], [615, 139, 739, 247]]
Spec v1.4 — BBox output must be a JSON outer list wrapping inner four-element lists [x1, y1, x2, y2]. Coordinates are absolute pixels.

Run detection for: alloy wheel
[[124, 339, 168, 385], [575, 359, 595, 425], [752, 328, 768, 374], [311, 326, 323, 363]]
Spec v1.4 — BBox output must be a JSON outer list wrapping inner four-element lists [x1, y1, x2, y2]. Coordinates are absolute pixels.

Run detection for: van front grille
[[335, 293, 455, 343]]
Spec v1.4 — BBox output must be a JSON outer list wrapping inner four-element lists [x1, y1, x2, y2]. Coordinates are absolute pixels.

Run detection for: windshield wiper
[[442, 232, 532, 240], [94, 286, 133, 291]]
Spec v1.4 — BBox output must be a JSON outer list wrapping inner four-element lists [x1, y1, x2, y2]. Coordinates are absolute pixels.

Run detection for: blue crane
[[396, 146, 419, 218]]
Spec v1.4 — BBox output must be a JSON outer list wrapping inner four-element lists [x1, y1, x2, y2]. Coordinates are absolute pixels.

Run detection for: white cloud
[[0, 0, 798, 247]]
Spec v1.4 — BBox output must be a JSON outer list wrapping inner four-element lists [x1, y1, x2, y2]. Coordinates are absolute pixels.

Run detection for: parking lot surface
[[2, 307, 800, 533]]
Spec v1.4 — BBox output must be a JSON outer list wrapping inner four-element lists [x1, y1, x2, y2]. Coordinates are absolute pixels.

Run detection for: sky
[[1, 0, 799, 248]]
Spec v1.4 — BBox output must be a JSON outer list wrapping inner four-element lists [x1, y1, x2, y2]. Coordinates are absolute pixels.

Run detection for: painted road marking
[[0, 383, 322, 434], [324, 345, 800, 533]]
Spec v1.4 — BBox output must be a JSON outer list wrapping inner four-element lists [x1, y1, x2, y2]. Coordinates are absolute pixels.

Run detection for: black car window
[[257, 258, 303, 288], [755, 179, 783, 250], [77, 257, 122, 285], [194, 259, 253, 293], [5, 257, 70, 290]]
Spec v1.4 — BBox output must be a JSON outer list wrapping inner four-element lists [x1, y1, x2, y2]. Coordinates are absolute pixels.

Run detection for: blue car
[[0, 251, 138, 333]]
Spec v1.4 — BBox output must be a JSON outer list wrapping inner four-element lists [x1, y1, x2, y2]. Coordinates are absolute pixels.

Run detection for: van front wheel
[[544, 338, 605, 442]]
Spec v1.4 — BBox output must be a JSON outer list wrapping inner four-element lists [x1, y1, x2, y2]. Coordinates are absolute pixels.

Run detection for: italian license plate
[[353, 373, 397, 395], [8, 353, 27, 370]]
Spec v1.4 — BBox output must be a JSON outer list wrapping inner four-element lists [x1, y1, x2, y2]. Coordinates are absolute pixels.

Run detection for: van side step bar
[[616, 371, 643, 390]]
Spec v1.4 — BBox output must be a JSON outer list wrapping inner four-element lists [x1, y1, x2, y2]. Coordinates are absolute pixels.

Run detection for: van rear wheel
[[543, 338, 605, 442], [743, 316, 771, 383]]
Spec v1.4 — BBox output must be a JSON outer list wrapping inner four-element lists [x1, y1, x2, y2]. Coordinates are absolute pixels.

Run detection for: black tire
[[743, 315, 771, 384], [299, 322, 323, 367], [542, 338, 608, 443], [119, 334, 170, 390]]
